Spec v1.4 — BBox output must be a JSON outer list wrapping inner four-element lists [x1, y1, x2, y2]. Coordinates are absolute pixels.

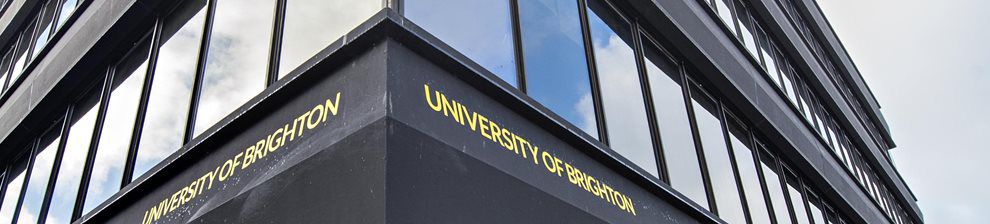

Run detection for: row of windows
[[411, 0, 864, 223], [703, 0, 913, 223], [0, 0, 79, 100], [774, 0, 892, 160], [0, 0, 384, 223]]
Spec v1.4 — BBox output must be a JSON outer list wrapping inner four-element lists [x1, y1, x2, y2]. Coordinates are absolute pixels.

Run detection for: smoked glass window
[[47, 92, 100, 224], [587, 0, 658, 177], [713, 0, 736, 35], [642, 41, 706, 207], [785, 171, 812, 224], [279, 0, 380, 78], [405, 0, 517, 85], [135, 1, 206, 179], [16, 131, 60, 223], [518, 0, 598, 137], [691, 88, 744, 221], [727, 119, 772, 223], [760, 147, 793, 224], [83, 40, 151, 212], [734, 4, 759, 57], [0, 158, 27, 223], [196, 0, 276, 134]]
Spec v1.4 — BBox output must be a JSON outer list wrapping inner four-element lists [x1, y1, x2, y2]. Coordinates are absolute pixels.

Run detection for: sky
[[817, 0, 990, 223]]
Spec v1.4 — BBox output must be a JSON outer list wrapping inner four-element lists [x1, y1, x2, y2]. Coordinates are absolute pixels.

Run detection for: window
[[518, 0, 598, 137], [405, 0, 517, 85], [785, 170, 812, 224], [727, 118, 772, 223], [691, 87, 744, 221], [16, 130, 61, 223], [759, 147, 793, 224], [587, 0, 658, 177], [47, 91, 101, 224], [0, 156, 27, 223], [280, 0, 380, 78], [30, 0, 58, 59], [642, 40, 706, 207], [56, 0, 79, 30], [196, 0, 276, 135], [713, 0, 736, 36], [83, 38, 151, 212], [808, 192, 827, 224], [734, 3, 759, 57]]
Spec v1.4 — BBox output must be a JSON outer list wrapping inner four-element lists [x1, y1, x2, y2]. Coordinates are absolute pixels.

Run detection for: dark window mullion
[[719, 108, 754, 223], [508, 0, 526, 92], [632, 24, 669, 183], [70, 68, 113, 221], [37, 107, 72, 224], [266, 0, 287, 86], [683, 78, 718, 213], [122, 17, 164, 187], [576, 0, 607, 143], [10, 139, 40, 224], [184, 0, 218, 144]]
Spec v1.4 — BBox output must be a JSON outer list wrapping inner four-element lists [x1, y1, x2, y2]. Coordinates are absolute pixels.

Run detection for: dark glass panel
[[16, 130, 60, 223], [734, 4, 759, 57], [47, 89, 101, 224], [0, 156, 28, 223], [727, 119, 772, 223], [587, 0, 657, 177], [642, 41, 706, 207], [518, 0, 598, 137], [135, 0, 206, 179], [280, 0, 380, 78], [785, 171, 811, 224], [83, 39, 151, 212], [760, 147, 793, 224], [691, 88, 744, 221]]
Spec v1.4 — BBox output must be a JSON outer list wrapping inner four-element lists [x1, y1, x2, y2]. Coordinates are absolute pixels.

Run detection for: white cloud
[[818, 0, 990, 223]]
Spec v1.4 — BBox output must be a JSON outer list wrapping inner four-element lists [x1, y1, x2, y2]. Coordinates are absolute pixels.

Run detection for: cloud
[[818, 0, 990, 223]]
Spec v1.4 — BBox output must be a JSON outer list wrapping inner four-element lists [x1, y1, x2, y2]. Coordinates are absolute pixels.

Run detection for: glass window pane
[[714, 0, 736, 35], [56, 0, 79, 30], [735, 5, 759, 57], [0, 50, 11, 91], [786, 173, 812, 224], [760, 37, 780, 86], [47, 93, 101, 224], [16, 132, 60, 224], [691, 91, 744, 221], [587, 0, 657, 177], [31, 1, 58, 59], [11, 35, 31, 81], [134, 1, 206, 179], [760, 148, 793, 224], [196, 0, 276, 135], [728, 121, 772, 223], [642, 42, 706, 207], [808, 195, 827, 224], [280, 0, 380, 78], [0, 158, 28, 223], [83, 41, 151, 212], [519, 0, 598, 137], [406, 0, 516, 84]]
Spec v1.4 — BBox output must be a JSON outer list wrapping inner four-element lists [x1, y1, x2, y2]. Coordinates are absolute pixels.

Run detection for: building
[[0, 0, 922, 223]]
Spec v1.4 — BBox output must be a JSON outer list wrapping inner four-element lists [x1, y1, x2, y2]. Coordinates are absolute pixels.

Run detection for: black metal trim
[[508, 0, 526, 92], [184, 0, 216, 144], [122, 16, 163, 187], [632, 23, 669, 183], [265, 0, 286, 86], [9, 138, 39, 224], [37, 107, 72, 224], [70, 68, 112, 221], [576, 0, 607, 143]]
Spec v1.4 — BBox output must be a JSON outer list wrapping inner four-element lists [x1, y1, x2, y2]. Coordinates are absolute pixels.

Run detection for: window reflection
[[713, 0, 736, 35], [808, 193, 827, 224], [786, 172, 812, 224], [16, 133, 60, 224], [56, 0, 78, 30], [47, 93, 100, 224], [642, 42, 707, 207], [735, 5, 759, 57], [518, 0, 598, 137], [691, 90, 744, 221], [83, 42, 150, 212], [10, 33, 30, 80], [727, 120, 772, 223], [31, 1, 58, 59], [196, 0, 275, 135], [280, 0, 380, 78], [587, 0, 657, 177], [134, 1, 205, 179], [406, 0, 516, 85], [760, 147, 793, 224], [0, 157, 27, 223]]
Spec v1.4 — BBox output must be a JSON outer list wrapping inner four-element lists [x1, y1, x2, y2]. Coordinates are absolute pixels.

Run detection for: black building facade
[[0, 0, 921, 223]]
